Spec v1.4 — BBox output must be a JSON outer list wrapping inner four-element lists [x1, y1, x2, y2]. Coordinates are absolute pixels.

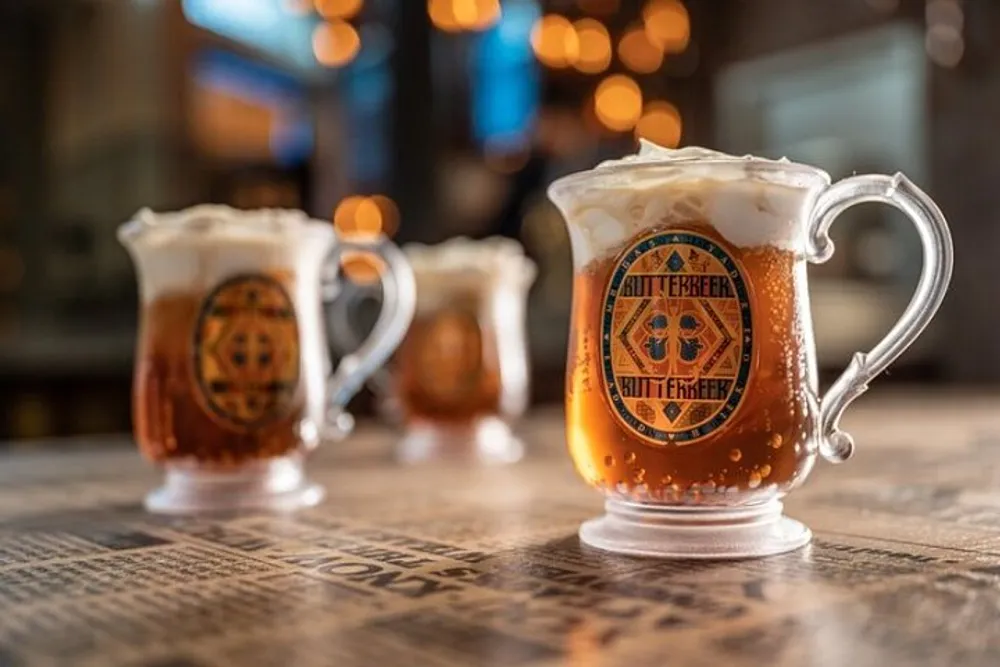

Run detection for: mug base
[[144, 456, 325, 515], [397, 417, 524, 465], [579, 498, 811, 560]]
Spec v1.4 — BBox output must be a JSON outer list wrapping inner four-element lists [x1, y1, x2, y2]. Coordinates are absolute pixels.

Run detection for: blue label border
[[600, 231, 753, 444]]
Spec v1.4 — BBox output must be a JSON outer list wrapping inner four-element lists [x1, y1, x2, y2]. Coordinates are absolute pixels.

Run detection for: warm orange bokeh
[[573, 19, 612, 74], [531, 15, 580, 69], [635, 100, 682, 147], [618, 23, 664, 74], [428, 0, 501, 33], [594, 74, 643, 132], [312, 20, 361, 67], [314, 0, 363, 20], [642, 0, 690, 53]]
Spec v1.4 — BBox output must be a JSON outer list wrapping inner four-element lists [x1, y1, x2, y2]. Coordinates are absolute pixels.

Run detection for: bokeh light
[[593, 74, 642, 132], [457, 0, 502, 31], [642, 0, 690, 53], [428, 0, 501, 33], [334, 195, 365, 234], [333, 194, 399, 238], [428, 0, 461, 32], [531, 15, 579, 69], [618, 23, 664, 74], [314, 0, 363, 20], [926, 23, 964, 68], [340, 251, 385, 285], [573, 19, 612, 74], [576, 0, 620, 16], [369, 195, 401, 237], [635, 100, 682, 148], [313, 20, 361, 67]]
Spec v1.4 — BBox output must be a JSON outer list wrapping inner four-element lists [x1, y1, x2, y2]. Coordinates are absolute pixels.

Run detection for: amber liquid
[[134, 284, 307, 467], [566, 221, 818, 503], [395, 305, 502, 424]]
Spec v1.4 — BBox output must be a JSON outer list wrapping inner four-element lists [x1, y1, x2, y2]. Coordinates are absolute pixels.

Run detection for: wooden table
[[2, 392, 1000, 667]]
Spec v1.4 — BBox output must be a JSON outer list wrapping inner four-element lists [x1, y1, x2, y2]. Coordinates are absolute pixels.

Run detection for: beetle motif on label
[[601, 231, 753, 444], [194, 274, 301, 430]]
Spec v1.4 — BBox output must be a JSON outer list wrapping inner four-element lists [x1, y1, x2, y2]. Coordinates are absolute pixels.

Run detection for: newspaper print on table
[[1, 396, 1000, 666]]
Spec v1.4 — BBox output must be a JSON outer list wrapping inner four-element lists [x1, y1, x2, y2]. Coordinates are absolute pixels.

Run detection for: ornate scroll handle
[[807, 173, 953, 463]]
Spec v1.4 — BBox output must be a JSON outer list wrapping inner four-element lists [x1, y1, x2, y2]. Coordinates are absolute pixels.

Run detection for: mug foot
[[579, 498, 811, 559], [397, 417, 524, 465], [144, 456, 325, 515]]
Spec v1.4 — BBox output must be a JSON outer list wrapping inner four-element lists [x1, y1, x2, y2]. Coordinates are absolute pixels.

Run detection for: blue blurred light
[[471, 1, 541, 150], [182, 0, 317, 69], [343, 54, 394, 184], [194, 49, 314, 166]]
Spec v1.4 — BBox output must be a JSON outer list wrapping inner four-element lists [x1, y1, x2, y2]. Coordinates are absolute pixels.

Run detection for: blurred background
[[0, 0, 990, 440]]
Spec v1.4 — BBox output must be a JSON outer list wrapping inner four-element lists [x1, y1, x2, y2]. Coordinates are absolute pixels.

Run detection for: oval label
[[193, 274, 301, 430], [600, 230, 753, 444], [411, 309, 485, 405]]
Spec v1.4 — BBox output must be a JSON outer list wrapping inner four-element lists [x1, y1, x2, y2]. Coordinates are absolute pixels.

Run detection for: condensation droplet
[[768, 433, 783, 449], [748, 472, 762, 489], [624, 451, 636, 465], [729, 448, 742, 462], [760, 464, 772, 478], [604, 455, 615, 467]]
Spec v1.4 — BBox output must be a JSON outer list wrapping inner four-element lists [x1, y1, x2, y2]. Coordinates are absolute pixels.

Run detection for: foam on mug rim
[[548, 141, 832, 260], [118, 204, 335, 248], [403, 236, 537, 285]]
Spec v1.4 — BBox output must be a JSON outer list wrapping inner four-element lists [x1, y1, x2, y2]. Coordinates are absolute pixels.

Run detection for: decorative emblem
[[601, 230, 753, 444], [194, 274, 300, 430], [411, 309, 485, 405]]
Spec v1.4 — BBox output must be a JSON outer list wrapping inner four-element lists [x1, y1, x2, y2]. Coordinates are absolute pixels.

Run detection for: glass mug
[[119, 205, 416, 513], [330, 237, 537, 463], [548, 142, 953, 558]]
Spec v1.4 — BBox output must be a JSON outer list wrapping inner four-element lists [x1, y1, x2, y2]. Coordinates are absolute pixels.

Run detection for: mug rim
[[118, 204, 336, 247], [547, 158, 833, 203]]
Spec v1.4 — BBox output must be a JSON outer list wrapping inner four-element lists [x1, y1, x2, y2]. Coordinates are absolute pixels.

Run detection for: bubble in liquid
[[624, 451, 636, 465], [760, 464, 772, 478], [729, 448, 742, 462], [769, 433, 783, 449], [604, 455, 615, 467], [632, 468, 646, 483], [748, 472, 762, 489], [660, 474, 672, 485]]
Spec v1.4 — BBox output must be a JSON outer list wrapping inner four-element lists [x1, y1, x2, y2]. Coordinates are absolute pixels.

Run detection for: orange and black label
[[411, 310, 485, 405], [193, 274, 300, 430], [601, 231, 752, 444]]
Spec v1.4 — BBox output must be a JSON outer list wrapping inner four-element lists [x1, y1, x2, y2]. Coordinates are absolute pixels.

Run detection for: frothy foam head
[[403, 236, 537, 309], [119, 205, 334, 249], [549, 141, 831, 266], [120, 205, 336, 301]]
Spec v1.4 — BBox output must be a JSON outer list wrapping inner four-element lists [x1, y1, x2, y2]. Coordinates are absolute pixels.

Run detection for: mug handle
[[322, 235, 416, 438], [327, 284, 397, 399], [807, 173, 953, 463]]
